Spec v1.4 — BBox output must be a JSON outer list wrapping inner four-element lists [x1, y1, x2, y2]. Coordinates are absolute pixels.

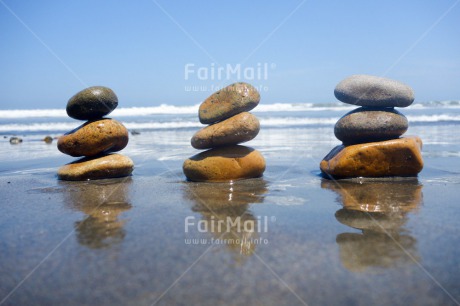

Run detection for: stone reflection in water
[[183, 178, 268, 256], [60, 178, 132, 249], [322, 178, 423, 272]]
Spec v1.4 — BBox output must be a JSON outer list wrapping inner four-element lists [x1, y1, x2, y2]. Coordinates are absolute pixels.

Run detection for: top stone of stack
[[334, 75, 414, 108], [198, 82, 260, 124], [66, 86, 118, 120]]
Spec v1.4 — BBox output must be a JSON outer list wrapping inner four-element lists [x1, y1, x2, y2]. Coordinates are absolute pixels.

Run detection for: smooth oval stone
[[191, 112, 260, 149], [183, 145, 265, 182], [334, 107, 408, 145], [320, 136, 423, 178], [334, 75, 414, 107], [67, 86, 118, 120], [57, 118, 128, 157], [58, 153, 134, 181], [199, 82, 260, 124]]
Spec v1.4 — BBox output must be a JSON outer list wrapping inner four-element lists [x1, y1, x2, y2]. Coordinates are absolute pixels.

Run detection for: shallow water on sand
[[0, 125, 459, 305]]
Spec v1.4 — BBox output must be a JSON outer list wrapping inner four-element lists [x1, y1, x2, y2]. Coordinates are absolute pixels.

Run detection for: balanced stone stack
[[320, 75, 424, 178], [57, 86, 134, 180], [183, 82, 265, 182]]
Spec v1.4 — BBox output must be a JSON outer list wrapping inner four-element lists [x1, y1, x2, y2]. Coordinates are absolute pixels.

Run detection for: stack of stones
[[183, 82, 265, 182], [57, 86, 134, 181], [320, 75, 424, 178]]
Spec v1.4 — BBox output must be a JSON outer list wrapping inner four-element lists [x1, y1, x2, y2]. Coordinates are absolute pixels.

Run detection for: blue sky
[[1, 0, 459, 109]]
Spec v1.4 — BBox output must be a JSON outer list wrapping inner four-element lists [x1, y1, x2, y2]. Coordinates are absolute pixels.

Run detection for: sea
[[1, 100, 460, 176], [1, 100, 460, 136]]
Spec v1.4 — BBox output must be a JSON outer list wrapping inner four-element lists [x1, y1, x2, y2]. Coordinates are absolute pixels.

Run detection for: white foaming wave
[[0, 109, 66, 118], [260, 117, 338, 126], [422, 100, 460, 108], [1, 100, 460, 119], [255, 102, 353, 112], [0, 122, 76, 132], [0, 121, 202, 132], [1, 114, 459, 133], [2, 101, 460, 119], [124, 121, 201, 129], [111, 104, 199, 116], [0, 103, 352, 119], [0, 104, 199, 119], [407, 114, 460, 122], [0, 117, 337, 132]]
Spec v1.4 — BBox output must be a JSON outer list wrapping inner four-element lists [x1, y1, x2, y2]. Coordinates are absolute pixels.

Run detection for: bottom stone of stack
[[183, 145, 265, 182], [58, 153, 134, 181], [320, 136, 423, 178]]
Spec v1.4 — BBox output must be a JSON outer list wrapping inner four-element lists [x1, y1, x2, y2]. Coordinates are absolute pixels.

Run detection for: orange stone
[[58, 153, 134, 181], [58, 118, 128, 157], [320, 136, 423, 178], [191, 112, 260, 149], [183, 145, 265, 182]]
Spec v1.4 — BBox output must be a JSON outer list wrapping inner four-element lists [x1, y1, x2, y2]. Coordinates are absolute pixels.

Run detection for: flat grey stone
[[334, 75, 414, 107]]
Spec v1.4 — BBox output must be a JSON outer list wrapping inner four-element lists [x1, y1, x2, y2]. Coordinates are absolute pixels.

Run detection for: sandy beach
[[0, 121, 459, 305]]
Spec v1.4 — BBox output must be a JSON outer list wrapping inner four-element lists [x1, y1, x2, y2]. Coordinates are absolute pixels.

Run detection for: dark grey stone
[[66, 86, 118, 120], [334, 107, 408, 144]]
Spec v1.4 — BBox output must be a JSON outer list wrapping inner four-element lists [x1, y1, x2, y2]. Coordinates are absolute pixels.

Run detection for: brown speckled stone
[[57, 153, 134, 181], [334, 75, 414, 107], [334, 107, 408, 145], [57, 118, 128, 157], [191, 112, 260, 149], [183, 145, 265, 182], [320, 136, 423, 178], [199, 82, 260, 124], [67, 86, 118, 120]]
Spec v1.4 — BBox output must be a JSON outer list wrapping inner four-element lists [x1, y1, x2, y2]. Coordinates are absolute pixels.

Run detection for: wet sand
[[1, 125, 460, 305]]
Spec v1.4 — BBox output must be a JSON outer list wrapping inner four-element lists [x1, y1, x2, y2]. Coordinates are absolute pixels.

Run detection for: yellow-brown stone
[[58, 153, 134, 181], [191, 112, 260, 149], [198, 82, 260, 124], [320, 136, 423, 178], [58, 118, 128, 157], [183, 145, 265, 182]]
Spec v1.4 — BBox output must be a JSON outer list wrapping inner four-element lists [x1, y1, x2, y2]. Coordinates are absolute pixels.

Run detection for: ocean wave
[[0, 105, 198, 119], [0, 121, 200, 132], [0, 117, 336, 132], [1, 100, 458, 119], [0, 103, 345, 118], [406, 114, 460, 122], [1, 114, 459, 133], [0, 109, 67, 118], [261, 117, 338, 125], [420, 100, 460, 108]]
